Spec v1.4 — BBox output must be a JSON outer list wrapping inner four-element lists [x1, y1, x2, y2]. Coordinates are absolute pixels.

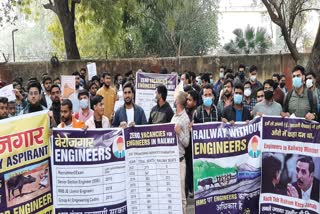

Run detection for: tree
[[262, 0, 320, 72], [43, 0, 80, 59], [224, 25, 271, 54]]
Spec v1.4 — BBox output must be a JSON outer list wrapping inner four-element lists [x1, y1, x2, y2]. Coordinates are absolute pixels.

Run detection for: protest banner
[[52, 128, 126, 214], [87, 62, 97, 81], [0, 111, 53, 214], [192, 118, 261, 214], [124, 124, 182, 214], [260, 116, 320, 214], [135, 72, 177, 119], [0, 84, 15, 101], [60, 75, 76, 100]]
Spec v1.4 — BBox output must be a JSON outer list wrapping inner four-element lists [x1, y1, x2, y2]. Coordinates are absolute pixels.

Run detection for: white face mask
[[306, 79, 313, 88], [219, 72, 224, 79], [79, 99, 89, 109], [250, 75, 257, 81], [244, 88, 252, 97]]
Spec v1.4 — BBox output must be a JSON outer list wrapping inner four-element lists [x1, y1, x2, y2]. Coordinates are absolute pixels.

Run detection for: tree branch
[[43, 0, 56, 13]]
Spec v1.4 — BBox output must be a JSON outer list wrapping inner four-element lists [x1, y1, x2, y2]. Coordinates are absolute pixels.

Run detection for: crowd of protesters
[[0, 64, 318, 214]]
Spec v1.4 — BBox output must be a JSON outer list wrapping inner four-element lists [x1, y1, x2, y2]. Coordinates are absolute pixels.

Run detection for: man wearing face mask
[[149, 84, 174, 124], [193, 84, 220, 123], [272, 73, 285, 106], [243, 81, 257, 112], [305, 72, 320, 112], [253, 79, 282, 117], [74, 89, 94, 123], [214, 66, 226, 92], [234, 64, 248, 85], [222, 83, 251, 123], [249, 65, 262, 98], [282, 65, 317, 121]]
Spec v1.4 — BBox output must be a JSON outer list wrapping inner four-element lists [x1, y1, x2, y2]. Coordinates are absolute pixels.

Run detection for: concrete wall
[[0, 53, 310, 89]]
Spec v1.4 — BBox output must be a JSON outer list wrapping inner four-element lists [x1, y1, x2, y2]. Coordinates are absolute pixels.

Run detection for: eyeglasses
[[28, 91, 39, 96]]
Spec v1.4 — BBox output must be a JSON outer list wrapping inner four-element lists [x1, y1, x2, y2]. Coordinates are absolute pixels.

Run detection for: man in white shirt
[[287, 156, 319, 201]]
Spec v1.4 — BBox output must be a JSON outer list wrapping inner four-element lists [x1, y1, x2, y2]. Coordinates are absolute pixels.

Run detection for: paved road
[[187, 198, 195, 214]]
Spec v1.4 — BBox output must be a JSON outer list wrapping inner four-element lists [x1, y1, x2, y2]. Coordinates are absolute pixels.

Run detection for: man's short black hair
[[201, 73, 210, 83], [27, 81, 42, 93], [13, 82, 22, 89], [72, 71, 80, 76], [78, 89, 89, 99], [244, 81, 252, 88], [123, 82, 135, 94], [102, 71, 111, 78], [225, 68, 233, 75], [292, 65, 305, 75], [91, 75, 100, 82], [53, 77, 60, 82], [306, 71, 317, 79], [189, 71, 196, 81], [50, 84, 61, 93], [256, 87, 264, 95], [234, 83, 244, 92], [280, 74, 286, 79], [202, 84, 214, 93], [91, 95, 104, 109], [272, 73, 281, 81], [219, 65, 226, 70], [61, 99, 73, 111], [263, 79, 276, 89], [0, 97, 8, 104], [225, 73, 234, 80], [183, 85, 194, 92], [297, 156, 314, 174], [42, 76, 52, 84], [187, 90, 199, 105], [89, 82, 98, 89], [156, 84, 168, 101], [238, 64, 246, 70], [223, 79, 234, 87], [249, 65, 258, 73], [80, 67, 86, 72], [114, 74, 122, 83]]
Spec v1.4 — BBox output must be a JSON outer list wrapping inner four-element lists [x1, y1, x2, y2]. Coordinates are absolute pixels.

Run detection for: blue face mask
[[292, 77, 302, 88], [210, 79, 214, 84], [203, 97, 213, 107], [234, 94, 243, 104], [239, 72, 245, 79]]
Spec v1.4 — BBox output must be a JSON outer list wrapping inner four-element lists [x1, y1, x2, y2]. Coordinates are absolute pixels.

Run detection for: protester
[[249, 65, 263, 98], [89, 82, 98, 100], [186, 90, 198, 120], [112, 82, 147, 128], [279, 74, 287, 94], [234, 64, 248, 85], [243, 81, 257, 112], [85, 95, 110, 128], [13, 82, 27, 114], [0, 97, 8, 120], [21, 81, 47, 114], [58, 99, 85, 128], [282, 65, 317, 120], [53, 77, 61, 86], [305, 72, 320, 110], [96, 72, 117, 122], [8, 101, 16, 117], [71, 71, 84, 112], [253, 79, 282, 116], [91, 75, 101, 88], [41, 76, 53, 109], [180, 72, 191, 87], [149, 84, 174, 124], [217, 79, 233, 116], [189, 71, 201, 92], [74, 89, 94, 123], [114, 74, 123, 91], [214, 66, 226, 92], [193, 84, 220, 123], [80, 67, 87, 87], [171, 91, 190, 214], [256, 87, 265, 103], [49, 84, 61, 126], [222, 83, 251, 123]]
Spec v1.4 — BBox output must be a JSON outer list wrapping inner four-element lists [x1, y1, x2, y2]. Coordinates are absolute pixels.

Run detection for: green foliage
[[224, 25, 272, 54]]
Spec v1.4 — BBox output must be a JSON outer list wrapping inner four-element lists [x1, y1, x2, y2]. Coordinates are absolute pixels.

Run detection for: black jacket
[[292, 178, 319, 201], [222, 104, 252, 122]]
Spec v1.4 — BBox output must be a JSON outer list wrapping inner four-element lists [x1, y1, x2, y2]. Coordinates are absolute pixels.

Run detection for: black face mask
[[274, 83, 279, 88], [80, 75, 85, 80], [280, 82, 285, 88], [264, 90, 273, 100]]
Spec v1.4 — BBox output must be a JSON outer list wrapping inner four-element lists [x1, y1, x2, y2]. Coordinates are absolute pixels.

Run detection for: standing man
[[282, 65, 317, 121], [85, 95, 110, 129], [222, 83, 251, 123], [189, 71, 201, 92], [13, 82, 27, 115], [217, 80, 233, 116], [21, 82, 47, 114], [112, 82, 147, 127], [49, 84, 62, 126], [74, 89, 94, 123], [249, 65, 263, 98], [149, 84, 174, 124], [306, 72, 320, 111], [193, 84, 220, 123], [280, 74, 288, 94], [253, 80, 282, 116], [171, 91, 190, 214], [243, 81, 257, 112], [89, 82, 98, 102], [180, 72, 191, 87], [96, 72, 117, 122], [234, 64, 248, 85], [41, 76, 53, 108], [58, 99, 85, 128], [0, 97, 8, 120], [214, 66, 226, 92], [72, 71, 84, 113], [256, 88, 265, 103]]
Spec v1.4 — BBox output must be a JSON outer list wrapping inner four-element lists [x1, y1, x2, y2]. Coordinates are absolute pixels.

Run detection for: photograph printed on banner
[[262, 153, 320, 202], [5, 160, 51, 207]]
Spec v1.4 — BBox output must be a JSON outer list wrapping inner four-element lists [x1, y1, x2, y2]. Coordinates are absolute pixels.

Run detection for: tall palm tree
[[224, 25, 271, 54]]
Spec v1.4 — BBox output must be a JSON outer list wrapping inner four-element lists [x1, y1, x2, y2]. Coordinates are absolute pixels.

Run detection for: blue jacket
[[112, 104, 147, 127]]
